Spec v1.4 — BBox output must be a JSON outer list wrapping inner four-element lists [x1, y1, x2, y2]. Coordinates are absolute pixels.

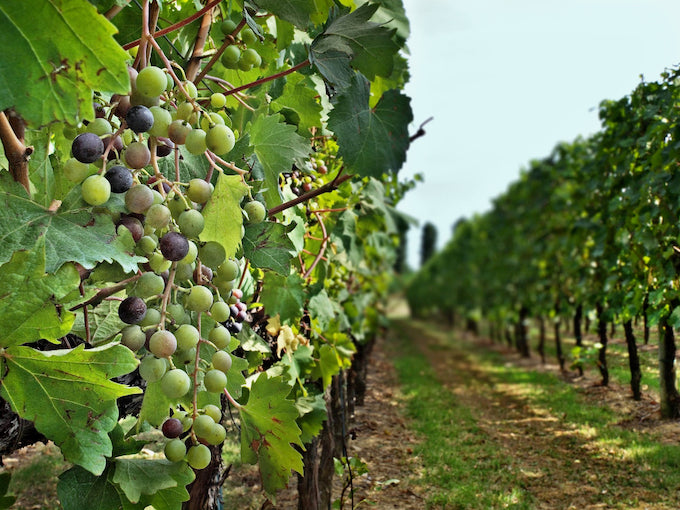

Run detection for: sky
[[399, 0, 680, 268]]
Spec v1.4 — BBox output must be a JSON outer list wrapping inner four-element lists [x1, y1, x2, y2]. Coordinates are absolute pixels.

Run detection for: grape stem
[[204, 75, 255, 111], [159, 262, 177, 330], [185, 1, 218, 80], [69, 273, 142, 311], [123, 0, 223, 50], [146, 36, 200, 107], [205, 151, 248, 177], [303, 212, 329, 279], [0, 110, 31, 194], [193, 19, 248, 84], [223, 387, 242, 410], [267, 172, 354, 217], [222, 59, 311, 97]]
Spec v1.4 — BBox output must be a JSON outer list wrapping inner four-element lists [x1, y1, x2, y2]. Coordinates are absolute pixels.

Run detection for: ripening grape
[[212, 350, 232, 373], [208, 325, 231, 350], [209, 301, 231, 322], [149, 330, 177, 358], [105, 165, 134, 193], [125, 184, 155, 213], [186, 179, 212, 204], [220, 45, 241, 69], [136, 66, 167, 98], [117, 216, 144, 242], [161, 368, 191, 398], [148, 106, 172, 137], [175, 324, 200, 350], [210, 93, 227, 109], [126, 105, 154, 133], [118, 296, 147, 324], [185, 129, 207, 155], [162, 418, 184, 439], [146, 204, 172, 230], [135, 272, 165, 298], [81, 174, 111, 206], [199, 241, 226, 269], [164, 438, 186, 462], [139, 355, 167, 382], [160, 232, 190, 261], [203, 369, 227, 393], [187, 444, 211, 470], [124, 141, 151, 169], [206, 124, 235, 155], [168, 120, 191, 145], [185, 285, 213, 312], [72, 133, 104, 164], [243, 200, 266, 223], [177, 209, 205, 238], [120, 325, 146, 351]]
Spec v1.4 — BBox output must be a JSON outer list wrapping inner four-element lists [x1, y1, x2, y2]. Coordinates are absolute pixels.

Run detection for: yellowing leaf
[[200, 173, 249, 258]]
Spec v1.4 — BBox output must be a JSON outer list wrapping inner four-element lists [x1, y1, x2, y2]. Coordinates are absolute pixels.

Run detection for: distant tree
[[394, 215, 410, 273], [420, 222, 438, 266]]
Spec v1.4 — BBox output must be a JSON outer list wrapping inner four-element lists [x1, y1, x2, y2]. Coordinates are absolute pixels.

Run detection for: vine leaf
[[0, 0, 130, 127], [243, 222, 297, 275], [260, 273, 305, 324], [310, 4, 399, 83], [71, 299, 126, 346], [200, 173, 249, 258], [58, 465, 120, 510], [0, 174, 145, 273], [250, 0, 333, 28], [250, 115, 311, 206], [0, 473, 15, 510], [327, 74, 412, 177], [0, 239, 79, 348], [240, 372, 304, 494], [113, 458, 194, 505], [0, 344, 141, 475]]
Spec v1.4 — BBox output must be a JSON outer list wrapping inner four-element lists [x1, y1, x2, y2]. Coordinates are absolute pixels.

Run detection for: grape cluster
[[219, 21, 264, 72], [63, 62, 263, 472]]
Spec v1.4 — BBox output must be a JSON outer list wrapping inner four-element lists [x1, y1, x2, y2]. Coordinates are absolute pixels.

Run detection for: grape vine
[[0, 1, 415, 508]]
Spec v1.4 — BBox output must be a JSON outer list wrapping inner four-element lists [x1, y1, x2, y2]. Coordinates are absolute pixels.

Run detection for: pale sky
[[400, 0, 680, 268]]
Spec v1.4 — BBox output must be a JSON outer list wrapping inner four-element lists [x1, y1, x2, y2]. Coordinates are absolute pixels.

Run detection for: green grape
[[209, 301, 230, 322], [203, 369, 227, 393], [203, 404, 221, 423], [137, 235, 158, 255], [148, 251, 172, 273], [180, 81, 198, 100], [208, 325, 231, 349], [149, 329, 177, 357], [152, 189, 164, 205], [174, 347, 196, 366], [217, 259, 239, 281], [167, 302, 187, 323], [175, 102, 195, 122], [124, 141, 151, 169], [148, 106, 172, 138], [139, 355, 167, 383], [82, 174, 111, 206], [243, 200, 266, 223], [204, 423, 226, 445], [161, 368, 191, 398], [182, 241, 198, 264], [199, 112, 225, 132], [63, 158, 92, 182], [120, 325, 146, 351], [136, 66, 167, 98], [220, 19, 237, 36], [210, 93, 227, 109], [213, 276, 237, 293], [135, 272, 165, 298], [212, 350, 232, 373], [187, 444, 211, 470], [185, 128, 207, 155], [145, 203, 172, 229], [164, 438, 186, 462], [178, 209, 205, 238], [199, 241, 226, 269], [206, 125, 235, 155], [125, 184, 155, 214], [86, 118, 113, 136], [175, 261, 195, 282], [139, 307, 161, 327], [192, 414, 215, 439], [240, 27, 258, 46], [166, 193, 187, 218], [241, 48, 261, 67], [220, 45, 241, 69], [186, 179, 212, 204], [237, 58, 253, 72], [175, 324, 200, 350], [185, 285, 213, 312]]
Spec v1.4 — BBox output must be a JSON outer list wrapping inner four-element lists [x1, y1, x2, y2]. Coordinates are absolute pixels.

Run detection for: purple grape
[[126, 105, 155, 133], [72, 132, 104, 164], [119, 296, 147, 324], [162, 418, 184, 439], [105, 166, 134, 193], [159, 232, 190, 261]]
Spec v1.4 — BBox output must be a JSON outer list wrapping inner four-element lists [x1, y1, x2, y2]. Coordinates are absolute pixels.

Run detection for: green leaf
[[308, 289, 336, 330], [250, 115, 311, 206], [27, 128, 56, 207], [270, 74, 323, 136], [243, 221, 297, 275], [58, 465, 121, 510], [113, 458, 194, 505], [295, 391, 327, 444], [200, 173, 249, 258], [138, 379, 174, 428], [0, 174, 145, 273], [310, 4, 399, 82], [0, 239, 79, 348], [0, 473, 15, 510], [0, 343, 141, 475], [251, 0, 333, 28], [71, 299, 126, 346], [327, 74, 412, 177], [240, 372, 304, 493], [260, 273, 305, 323], [0, 0, 130, 127]]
